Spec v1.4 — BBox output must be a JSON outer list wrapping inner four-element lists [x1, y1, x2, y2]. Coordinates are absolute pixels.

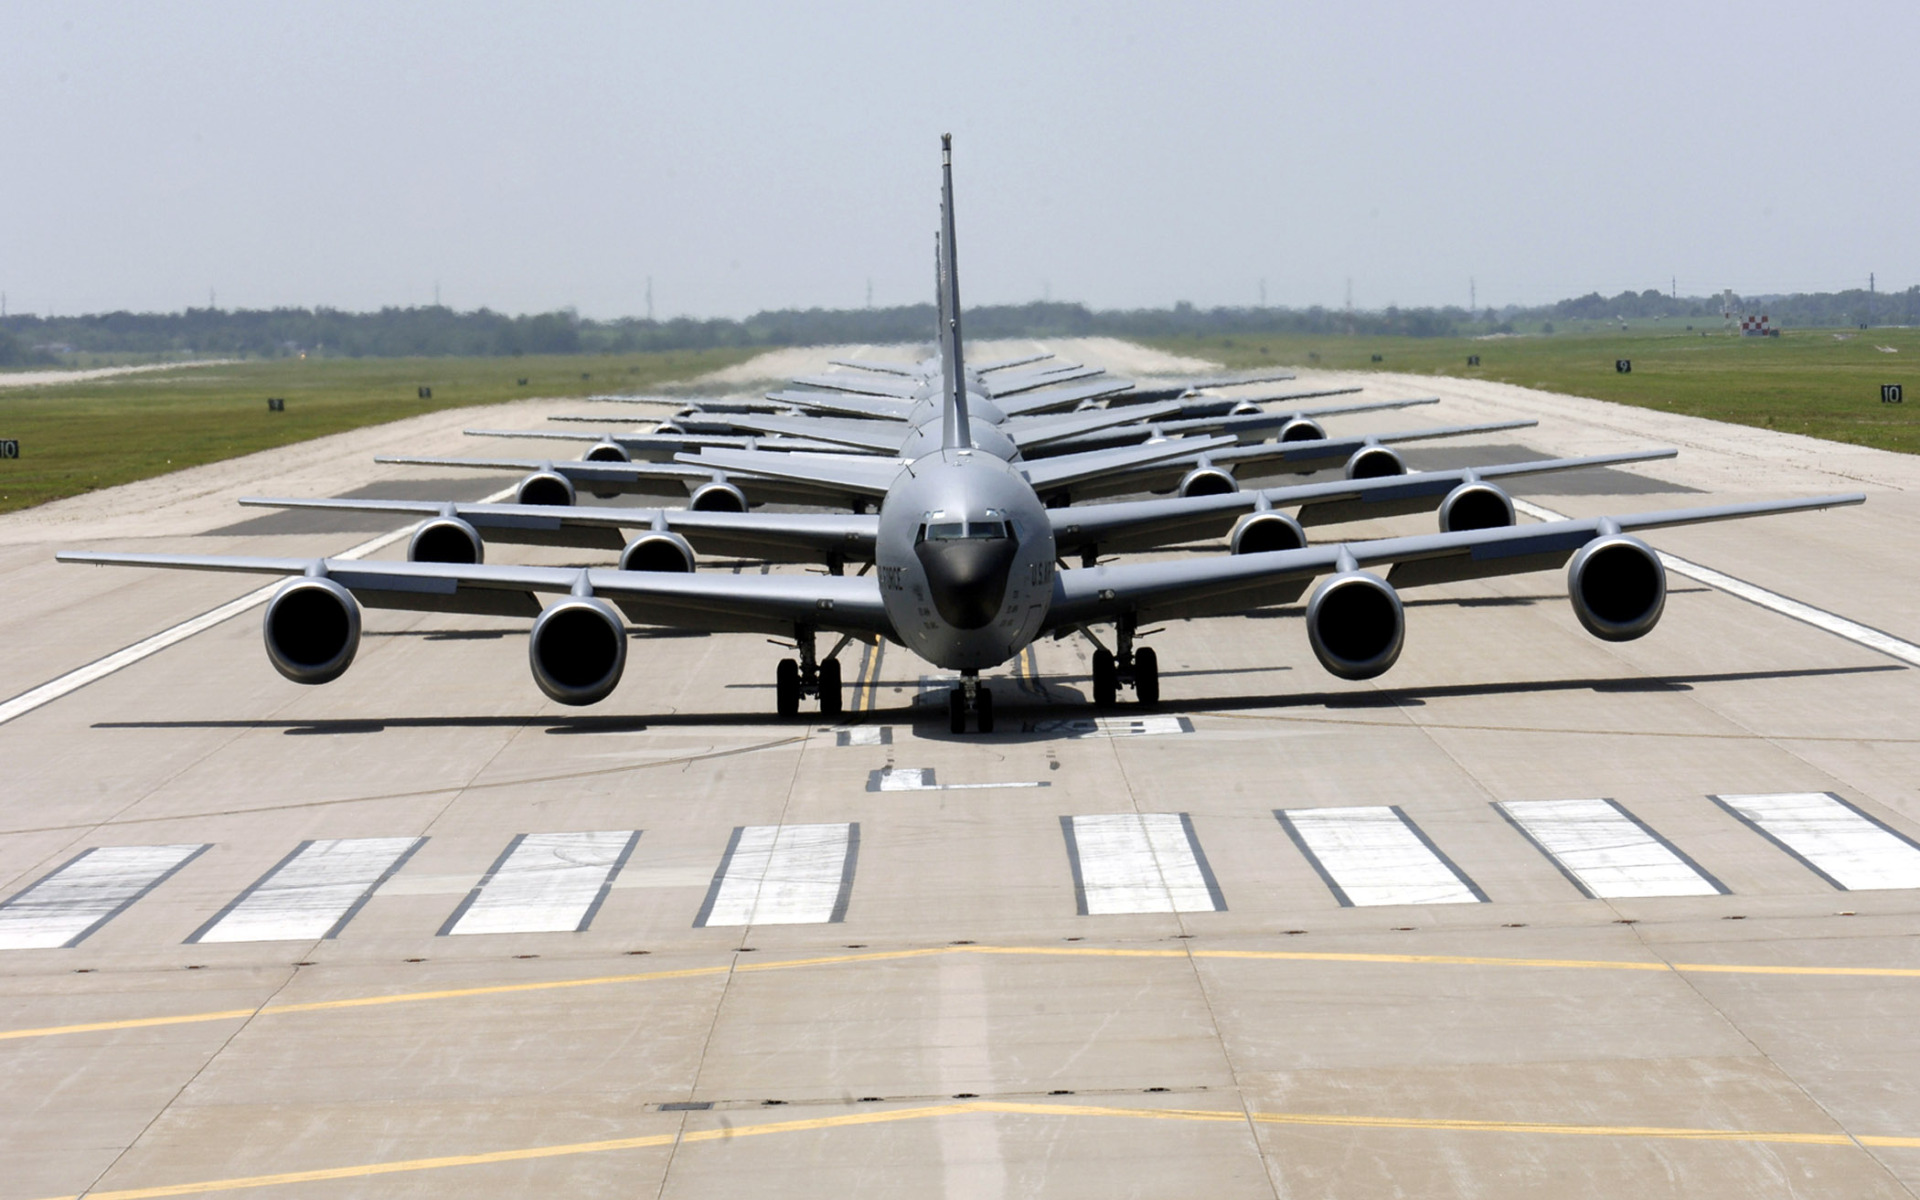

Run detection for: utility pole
[[646, 277, 654, 321], [1671, 276, 1677, 299], [1469, 277, 1476, 318]]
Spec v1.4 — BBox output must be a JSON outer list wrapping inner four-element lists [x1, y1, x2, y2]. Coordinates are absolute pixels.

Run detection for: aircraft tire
[[976, 684, 994, 734], [1091, 649, 1118, 707], [1134, 647, 1160, 707], [776, 659, 801, 717], [819, 658, 843, 716], [948, 686, 967, 735]]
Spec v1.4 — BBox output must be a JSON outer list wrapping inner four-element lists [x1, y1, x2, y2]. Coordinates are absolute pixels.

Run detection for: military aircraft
[[57, 137, 1864, 734]]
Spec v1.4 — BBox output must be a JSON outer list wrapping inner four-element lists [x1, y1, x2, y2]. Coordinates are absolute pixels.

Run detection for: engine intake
[[1178, 465, 1238, 498], [1305, 571, 1405, 680], [1568, 535, 1665, 641], [408, 516, 483, 564], [263, 577, 362, 685], [1278, 417, 1327, 442], [1230, 511, 1307, 555], [620, 531, 696, 573], [689, 480, 749, 513], [516, 470, 576, 507], [1437, 481, 1515, 532], [1345, 445, 1405, 479], [529, 597, 628, 706], [583, 441, 631, 463]]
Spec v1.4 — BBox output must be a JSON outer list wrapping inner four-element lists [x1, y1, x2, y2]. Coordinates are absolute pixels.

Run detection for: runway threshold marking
[[0, 844, 210, 949], [1513, 497, 1920, 668], [31, 1098, 1920, 1199], [1061, 813, 1226, 914], [692, 823, 858, 926], [12, 942, 1920, 1044], [1497, 799, 1726, 899], [439, 831, 640, 936], [1713, 792, 1920, 891], [1276, 806, 1486, 907], [187, 837, 424, 944], [0, 485, 517, 728]]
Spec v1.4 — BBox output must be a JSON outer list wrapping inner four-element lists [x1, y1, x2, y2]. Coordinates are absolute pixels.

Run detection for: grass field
[[1147, 325, 1920, 454], [0, 349, 755, 515]]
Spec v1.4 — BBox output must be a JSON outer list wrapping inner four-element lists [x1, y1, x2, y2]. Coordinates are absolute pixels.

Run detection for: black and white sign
[[1467, 354, 1481, 366], [0, 439, 17, 459], [1615, 359, 1632, 374], [1883, 384, 1904, 404], [417, 386, 432, 399], [266, 397, 285, 412]]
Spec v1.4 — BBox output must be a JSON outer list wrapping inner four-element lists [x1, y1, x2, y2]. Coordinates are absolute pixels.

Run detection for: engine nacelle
[[1345, 444, 1405, 479], [1278, 417, 1327, 442], [408, 516, 484, 564], [689, 480, 749, 513], [1437, 481, 1516, 532], [1178, 465, 1239, 498], [654, 422, 686, 436], [516, 470, 576, 507], [583, 441, 631, 463], [619, 531, 696, 573], [263, 577, 362, 685], [1230, 400, 1264, 417], [1305, 571, 1405, 680], [1567, 534, 1665, 642], [529, 596, 628, 706], [1229, 511, 1307, 555]]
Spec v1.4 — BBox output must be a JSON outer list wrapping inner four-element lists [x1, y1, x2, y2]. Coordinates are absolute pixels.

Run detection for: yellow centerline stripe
[[31, 1099, 1920, 1199], [8, 943, 1919, 1044]]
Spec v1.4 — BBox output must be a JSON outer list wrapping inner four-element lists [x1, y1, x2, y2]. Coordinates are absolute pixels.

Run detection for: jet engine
[[1344, 445, 1405, 479], [689, 480, 749, 513], [654, 422, 686, 436], [1437, 481, 1516, 532], [529, 596, 628, 705], [263, 577, 361, 685], [1277, 417, 1327, 442], [516, 470, 577, 507], [1229, 511, 1307, 554], [1567, 534, 1665, 641], [583, 441, 630, 463], [1230, 400, 1264, 417], [1177, 464, 1239, 498], [1305, 570, 1404, 680], [619, 531, 696, 573], [407, 516, 484, 564]]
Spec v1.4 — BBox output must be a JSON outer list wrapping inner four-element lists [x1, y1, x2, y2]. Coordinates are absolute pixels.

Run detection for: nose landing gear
[[774, 629, 844, 717], [948, 671, 994, 734], [1089, 616, 1159, 708]]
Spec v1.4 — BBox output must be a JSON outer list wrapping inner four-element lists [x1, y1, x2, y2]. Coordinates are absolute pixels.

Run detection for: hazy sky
[[3, 1, 1913, 319]]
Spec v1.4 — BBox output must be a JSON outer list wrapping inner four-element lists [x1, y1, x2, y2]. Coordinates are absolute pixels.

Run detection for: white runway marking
[[694, 824, 858, 926], [188, 837, 424, 943], [834, 726, 891, 746], [869, 768, 1047, 792], [1513, 498, 1920, 668], [1025, 715, 1194, 738], [0, 844, 209, 949], [1498, 798, 1724, 898], [1278, 806, 1486, 907], [1713, 792, 1920, 891], [1062, 813, 1226, 915], [439, 831, 640, 936], [0, 485, 516, 728]]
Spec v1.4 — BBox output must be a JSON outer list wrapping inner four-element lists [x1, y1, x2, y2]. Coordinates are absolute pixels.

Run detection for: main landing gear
[[774, 630, 843, 718], [948, 671, 994, 735], [1089, 616, 1159, 708]]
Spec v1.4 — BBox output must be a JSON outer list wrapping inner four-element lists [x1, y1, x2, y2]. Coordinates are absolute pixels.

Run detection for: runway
[[4, 341, 1920, 1198]]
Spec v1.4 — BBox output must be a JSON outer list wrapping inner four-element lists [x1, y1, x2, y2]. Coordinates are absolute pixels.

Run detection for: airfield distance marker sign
[[1883, 384, 1903, 404], [1616, 359, 1632, 374], [0, 439, 17, 459]]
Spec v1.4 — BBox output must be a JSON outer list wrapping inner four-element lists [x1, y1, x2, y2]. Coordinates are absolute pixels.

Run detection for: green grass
[[1145, 326, 1920, 454], [0, 349, 756, 515]]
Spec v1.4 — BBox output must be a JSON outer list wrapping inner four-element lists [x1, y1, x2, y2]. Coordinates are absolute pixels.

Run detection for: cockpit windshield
[[916, 518, 1012, 543]]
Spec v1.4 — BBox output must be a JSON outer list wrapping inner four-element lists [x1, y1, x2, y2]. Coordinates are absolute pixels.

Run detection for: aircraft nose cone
[[914, 538, 1018, 630]]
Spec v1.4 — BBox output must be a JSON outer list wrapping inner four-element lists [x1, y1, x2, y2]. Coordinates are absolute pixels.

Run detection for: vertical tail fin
[[938, 133, 971, 452]]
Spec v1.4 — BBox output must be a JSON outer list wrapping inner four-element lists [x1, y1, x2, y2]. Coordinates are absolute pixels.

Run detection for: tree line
[[2, 287, 1914, 364]]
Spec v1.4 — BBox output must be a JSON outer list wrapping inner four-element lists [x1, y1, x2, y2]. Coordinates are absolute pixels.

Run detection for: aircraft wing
[[789, 373, 923, 398], [1000, 401, 1191, 450], [55, 553, 895, 638], [1016, 397, 1445, 460], [1017, 435, 1240, 495], [718, 413, 910, 453], [1112, 369, 1301, 404], [827, 358, 925, 377], [983, 365, 1105, 397], [674, 448, 906, 498], [1042, 494, 1865, 629], [461, 428, 854, 457], [1043, 449, 1681, 556], [992, 379, 1138, 416], [973, 352, 1054, 374], [237, 497, 881, 561], [762, 390, 917, 420]]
